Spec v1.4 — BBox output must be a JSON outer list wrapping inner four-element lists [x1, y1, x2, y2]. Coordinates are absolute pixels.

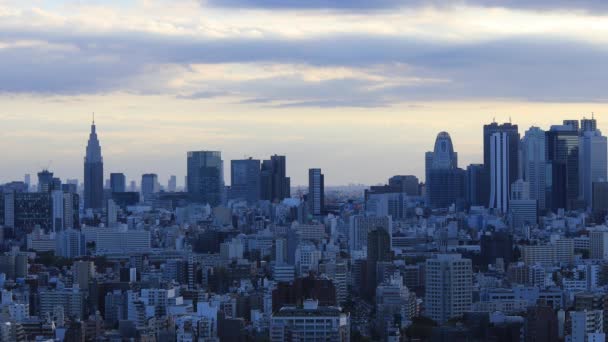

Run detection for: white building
[[95, 228, 151, 255], [569, 310, 604, 342], [270, 300, 350, 342], [425, 254, 472, 323]]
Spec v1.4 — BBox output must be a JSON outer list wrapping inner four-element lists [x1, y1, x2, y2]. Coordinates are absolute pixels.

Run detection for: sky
[[1, 0, 608, 186]]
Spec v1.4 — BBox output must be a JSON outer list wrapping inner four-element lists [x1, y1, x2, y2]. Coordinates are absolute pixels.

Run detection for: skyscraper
[[84, 118, 104, 209], [521, 127, 547, 211], [425, 254, 472, 323], [579, 129, 607, 209], [168, 175, 177, 192], [308, 168, 324, 216], [141, 174, 159, 202], [260, 155, 290, 202], [546, 122, 580, 210], [483, 122, 519, 206], [230, 158, 260, 204], [489, 132, 513, 213], [187, 151, 224, 206], [426, 132, 465, 209], [366, 227, 391, 299], [110, 173, 126, 193], [37, 170, 54, 193]]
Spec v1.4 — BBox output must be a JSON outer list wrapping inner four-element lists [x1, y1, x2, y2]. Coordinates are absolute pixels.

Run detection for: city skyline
[[2, 1, 608, 185], [1, 112, 604, 186]]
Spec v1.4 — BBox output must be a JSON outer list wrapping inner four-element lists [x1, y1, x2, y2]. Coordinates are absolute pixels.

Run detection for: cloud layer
[[1, 1, 608, 107]]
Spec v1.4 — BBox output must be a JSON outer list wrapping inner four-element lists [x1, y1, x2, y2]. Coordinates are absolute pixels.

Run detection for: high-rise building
[[579, 129, 607, 209], [546, 122, 580, 210], [24, 174, 31, 191], [308, 168, 324, 216], [484, 122, 519, 206], [73, 261, 95, 290], [590, 229, 608, 260], [366, 227, 392, 298], [521, 127, 547, 211], [466, 164, 485, 207], [187, 151, 224, 206], [509, 180, 538, 230], [141, 174, 159, 202], [230, 158, 260, 204], [110, 173, 126, 193], [349, 215, 392, 252], [168, 175, 177, 192], [388, 175, 420, 196], [84, 118, 104, 209], [425, 254, 472, 323], [592, 182, 608, 221], [426, 132, 465, 209], [37, 170, 54, 193], [581, 116, 598, 133], [489, 131, 516, 213], [260, 155, 290, 202]]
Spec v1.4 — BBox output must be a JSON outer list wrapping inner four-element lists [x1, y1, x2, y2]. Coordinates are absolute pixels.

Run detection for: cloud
[[205, 0, 608, 12], [2, 1, 608, 107]]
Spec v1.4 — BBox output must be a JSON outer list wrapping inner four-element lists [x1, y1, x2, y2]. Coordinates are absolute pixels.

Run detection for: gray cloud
[[2, 28, 608, 106], [205, 0, 608, 12]]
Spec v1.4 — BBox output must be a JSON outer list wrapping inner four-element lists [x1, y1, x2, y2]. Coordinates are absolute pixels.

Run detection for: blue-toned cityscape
[[1, 116, 608, 341]]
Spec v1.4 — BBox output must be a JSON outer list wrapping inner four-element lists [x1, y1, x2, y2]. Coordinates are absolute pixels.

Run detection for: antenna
[[92, 112, 95, 124]]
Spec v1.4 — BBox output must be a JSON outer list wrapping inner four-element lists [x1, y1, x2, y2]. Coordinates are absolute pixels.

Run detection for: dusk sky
[[1, 0, 607, 186]]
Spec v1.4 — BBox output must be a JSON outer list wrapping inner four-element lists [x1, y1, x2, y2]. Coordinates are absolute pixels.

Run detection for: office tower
[[0, 253, 28, 280], [521, 127, 547, 211], [483, 122, 519, 206], [590, 229, 608, 260], [260, 155, 290, 202], [480, 231, 514, 268], [509, 180, 538, 230], [168, 175, 177, 192], [62, 192, 79, 230], [270, 300, 350, 342], [489, 131, 514, 213], [349, 215, 392, 252], [426, 132, 466, 209], [230, 158, 261, 204], [107, 199, 118, 227], [425, 254, 472, 323], [73, 261, 95, 290], [11, 193, 52, 232], [579, 130, 607, 209], [37, 170, 54, 193], [308, 168, 324, 216], [387, 175, 420, 195], [141, 174, 159, 202], [95, 229, 151, 255], [366, 227, 392, 298], [24, 174, 30, 190], [546, 122, 580, 210], [51, 190, 64, 233], [187, 151, 224, 206], [84, 118, 104, 209], [592, 182, 608, 221], [581, 116, 598, 133], [110, 173, 126, 193], [129, 180, 137, 192], [466, 164, 485, 207], [56, 229, 86, 258]]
